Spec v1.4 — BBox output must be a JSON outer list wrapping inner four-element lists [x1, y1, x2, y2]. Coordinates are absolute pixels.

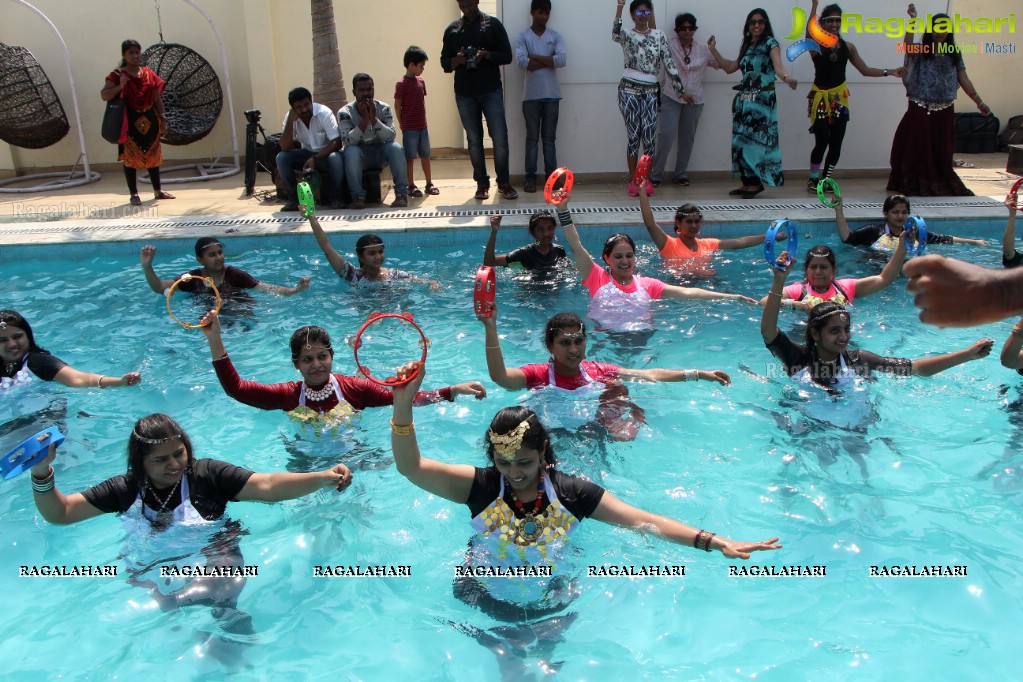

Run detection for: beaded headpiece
[[810, 308, 850, 325], [132, 430, 180, 445], [488, 418, 532, 459], [558, 324, 585, 340]]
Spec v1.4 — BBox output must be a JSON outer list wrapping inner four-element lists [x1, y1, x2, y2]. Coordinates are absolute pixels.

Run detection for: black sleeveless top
[[811, 39, 849, 89]]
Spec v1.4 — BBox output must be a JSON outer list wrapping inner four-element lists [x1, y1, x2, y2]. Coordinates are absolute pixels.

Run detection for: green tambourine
[[816, 177, 841, 208], [297, 181, 315, 217]]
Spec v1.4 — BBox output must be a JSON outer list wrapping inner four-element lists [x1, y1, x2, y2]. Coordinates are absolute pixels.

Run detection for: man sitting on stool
[[276, 86, 345, 211], [338, 73, 409, 209]]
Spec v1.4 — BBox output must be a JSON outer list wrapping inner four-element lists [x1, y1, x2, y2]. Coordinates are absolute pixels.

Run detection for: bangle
[[96, 375, 105, 388], [683, 369, 699, 382], [883, 68, 889, 77], [557, 211, 572, 227], [31, 467, 55, 493], [768, 291, 783, 298], [485, 345, 502, 349], [390, 418, 416, 436], [694, 529, 716, 552]]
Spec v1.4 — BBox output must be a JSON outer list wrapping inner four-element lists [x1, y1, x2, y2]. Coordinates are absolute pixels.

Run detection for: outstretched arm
[[52, 366, 141, 389], [912, 338, 993, 376], [591, 492, 781, 560], [618, 367, 731, 385], [661, 284, 758, 304], [238, 463, 352, 502], [854, 232, 908, 298], [847, 41, 906, 78], [255, 277, 311, 297], [719, 231, 782, 251], [638, 189, 669, 251], [306, 215, 350, 277]]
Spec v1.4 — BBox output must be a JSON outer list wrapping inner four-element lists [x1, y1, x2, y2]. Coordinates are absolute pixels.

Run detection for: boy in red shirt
[[394, 46, 439, 198]]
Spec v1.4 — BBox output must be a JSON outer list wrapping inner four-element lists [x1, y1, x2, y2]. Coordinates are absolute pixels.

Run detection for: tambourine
[[1009, 177, 1023, 211], [297, 180, 316, 217], [904, 215, 929, 256], [474, 266, 496, 317], [353, 312, 430, 386], [632, 154, 652, 185], [544, 168, 574, 205], [816, 177, 841, 208], [764, 219, 798, 270], [2, 427, 64, 480], [166, 274, 221, 328]]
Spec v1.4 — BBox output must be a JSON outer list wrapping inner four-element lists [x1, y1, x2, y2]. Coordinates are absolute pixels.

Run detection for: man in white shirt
[[276, 86, 345, 211], [337, 73, 409, 209]]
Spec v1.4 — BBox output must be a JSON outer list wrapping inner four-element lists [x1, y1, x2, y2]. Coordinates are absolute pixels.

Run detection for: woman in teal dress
[[708, 8, 797, 198]]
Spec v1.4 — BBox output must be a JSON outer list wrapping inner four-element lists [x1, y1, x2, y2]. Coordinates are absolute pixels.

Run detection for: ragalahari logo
[[786, 7, 838, 61]]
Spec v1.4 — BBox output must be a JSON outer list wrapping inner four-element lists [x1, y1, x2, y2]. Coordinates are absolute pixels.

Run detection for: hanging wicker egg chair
[[0, 43, 70, 149], [142, 42, 222, 146]]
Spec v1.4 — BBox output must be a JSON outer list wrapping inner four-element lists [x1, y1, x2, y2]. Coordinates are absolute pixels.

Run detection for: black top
[[2, 351, 66, 381], [440, 13, 512, 96], [811, 39, 850, 89], [766, 330, 913, 382], [843, 223, 954, 247], [1005, 250, 1023, 269], [82, 458, 254, 521], [505, 243, 568, 272], [466, 467, 605, 521]]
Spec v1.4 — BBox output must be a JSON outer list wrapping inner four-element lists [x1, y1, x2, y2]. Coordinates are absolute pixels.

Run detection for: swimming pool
[[1, 218, 1019, 679]]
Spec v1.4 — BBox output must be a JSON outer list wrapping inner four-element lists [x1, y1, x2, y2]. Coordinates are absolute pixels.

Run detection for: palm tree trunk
[[311, 0, 347, 111]]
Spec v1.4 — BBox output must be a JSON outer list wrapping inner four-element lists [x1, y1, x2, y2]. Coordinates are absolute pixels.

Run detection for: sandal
[[475, 184, 490, 200], [424, 183, 440, 195], [409, 185, 424, 198], [154, 190, 176, 200], [130, 194, 142, 206]]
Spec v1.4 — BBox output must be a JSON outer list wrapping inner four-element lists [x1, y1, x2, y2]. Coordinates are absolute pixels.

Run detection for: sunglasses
[[748, 19, 766, 25], [821, 16, 842, 23], [634, 9, 652, 17], [676, 25, 697, 31]]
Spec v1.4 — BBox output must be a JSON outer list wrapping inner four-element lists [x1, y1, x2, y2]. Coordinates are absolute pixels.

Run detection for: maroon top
[[212, 354, 453, 411], [394, 75, 428, 131]]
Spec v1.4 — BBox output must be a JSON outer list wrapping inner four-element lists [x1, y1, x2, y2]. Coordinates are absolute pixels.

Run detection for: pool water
[[1, 221, 1020, 680]]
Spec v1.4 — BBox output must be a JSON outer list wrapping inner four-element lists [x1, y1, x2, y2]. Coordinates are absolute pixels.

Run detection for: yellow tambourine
[[166, 274, 221, 328]]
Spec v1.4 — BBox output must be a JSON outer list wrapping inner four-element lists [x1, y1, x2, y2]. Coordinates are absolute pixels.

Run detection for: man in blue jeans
[[276, 87, 344, 211], [515, 0, 566, 193], [441, 0, 518, 201], [337, 73, 409, 209]]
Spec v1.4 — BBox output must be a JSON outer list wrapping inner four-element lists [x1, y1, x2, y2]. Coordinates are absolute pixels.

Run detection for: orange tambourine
[[1009, 177, 1023, 211], [632, 155, 652, 185], [353, 311, 430, 386], [544, 168, 574, 205], [474, 266, 496, 317], [166, 274, 221, 328]]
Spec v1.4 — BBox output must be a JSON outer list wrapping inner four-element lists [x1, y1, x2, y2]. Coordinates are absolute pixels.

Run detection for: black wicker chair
[[142, 42, 222, 146], [0, 43, 70, 149]]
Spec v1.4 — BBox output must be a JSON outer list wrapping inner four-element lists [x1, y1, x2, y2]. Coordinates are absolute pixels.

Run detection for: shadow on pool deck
[[0, 153, 1018, 246]]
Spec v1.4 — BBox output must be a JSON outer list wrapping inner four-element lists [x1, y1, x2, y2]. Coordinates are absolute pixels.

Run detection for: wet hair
[[531, 0, 552, 12], [544, 311, 587, 349], [601, 233, 636, 261], [921, 13, 956, 58], [820, 4, 842, 19], [674, 203, 704, 226], [675, 13, 697, 30], [288, 87, 312, 106], [352, 73, 374, 90], [404, 46, 428, 67], [803, 245, 837, 273], [805, 302, 852, 388], [0, 310, 45, 354], [194, 236, 222, 257], [527, 209, 556, 238], [484, 407, 557, 469], [882, 194, 911, 214], [290, 326, 334, 364], [354, 234, 385, 267], [118, 39, 142, 68], [127, 413, 194, 489], [629, 0, 651, 14], [739, 8, 776, 58]]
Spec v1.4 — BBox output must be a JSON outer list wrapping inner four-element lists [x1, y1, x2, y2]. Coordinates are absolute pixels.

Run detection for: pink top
[[783, 278, 858, 307], [519, 361, 622, 390], [583, 268, 666, 331], [582, 268, 666, 299]]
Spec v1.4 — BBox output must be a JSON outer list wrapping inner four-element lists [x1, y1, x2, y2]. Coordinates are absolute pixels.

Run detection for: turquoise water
[[1, 219, 1020, 680]]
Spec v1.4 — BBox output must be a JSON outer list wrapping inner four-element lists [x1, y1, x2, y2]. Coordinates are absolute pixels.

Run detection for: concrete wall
[[1, 0, 1018, 176]]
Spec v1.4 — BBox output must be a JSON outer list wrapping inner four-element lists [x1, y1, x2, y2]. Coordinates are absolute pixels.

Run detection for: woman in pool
[[639, 188, 783, 275], [389, 366, 780, 621], [198, 311, 484, 427], [761, 253, 993, 388], [758, 239, 907, 312], [306, 214, 441, 290], [479, 307, 729, 441], [555, 195, 757, 332], [801, 1, 905, 191], [27, 413, 351, 630], [836, 195, 988, 250], [1001, 191, 1020, 269], [1, 310, 141, 392]]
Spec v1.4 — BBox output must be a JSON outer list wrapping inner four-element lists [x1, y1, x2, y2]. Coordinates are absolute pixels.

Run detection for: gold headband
[[488, 418, 532, 459], [558, 324, 585, 340], [132, 430, 179, 445], [812, 309, 849, 324]]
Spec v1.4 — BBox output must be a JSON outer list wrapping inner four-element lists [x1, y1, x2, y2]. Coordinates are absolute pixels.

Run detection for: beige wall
[[2, 0, 1019, 175]]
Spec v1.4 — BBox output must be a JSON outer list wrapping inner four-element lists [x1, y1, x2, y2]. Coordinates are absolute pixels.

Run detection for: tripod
[[244, 109, 267, 196]]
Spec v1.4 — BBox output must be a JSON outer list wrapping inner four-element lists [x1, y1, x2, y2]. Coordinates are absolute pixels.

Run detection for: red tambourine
[[353, 312, 430, 386], [632, 154, 652, 185], [544, 168, 574, 205], [474, 266, 496, 317], [1010, 177, 1023, 211]]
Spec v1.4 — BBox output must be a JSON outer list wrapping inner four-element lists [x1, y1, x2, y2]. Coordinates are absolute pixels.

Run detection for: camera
[[462, 46, 477, 71], [244, 109, 261, 124]]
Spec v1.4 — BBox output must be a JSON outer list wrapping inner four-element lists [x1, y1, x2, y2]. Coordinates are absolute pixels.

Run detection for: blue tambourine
[[2, 427, 64, 480], [904, 215, 929, 255], [764, 219, 798, 270]]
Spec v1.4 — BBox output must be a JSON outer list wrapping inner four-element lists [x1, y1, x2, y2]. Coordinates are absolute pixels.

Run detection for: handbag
[[101, 90, 125, 144]]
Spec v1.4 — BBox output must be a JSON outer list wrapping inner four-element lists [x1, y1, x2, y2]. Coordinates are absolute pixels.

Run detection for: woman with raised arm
[[835, 194, 988, 250], [1001, 191, 1021, 269]]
